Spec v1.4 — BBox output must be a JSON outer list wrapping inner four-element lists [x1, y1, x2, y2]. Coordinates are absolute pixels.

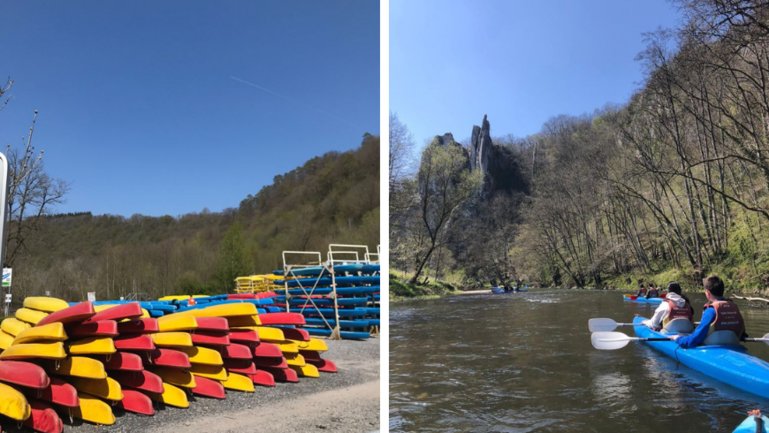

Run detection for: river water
[[389, 290, 769, 433]]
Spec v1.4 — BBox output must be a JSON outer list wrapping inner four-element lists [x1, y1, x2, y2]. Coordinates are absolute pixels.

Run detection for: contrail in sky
[[230, 76, 362, 130]]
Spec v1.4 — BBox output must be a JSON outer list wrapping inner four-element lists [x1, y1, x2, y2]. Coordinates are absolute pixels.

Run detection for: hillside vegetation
[[12, 135, 379, 301]]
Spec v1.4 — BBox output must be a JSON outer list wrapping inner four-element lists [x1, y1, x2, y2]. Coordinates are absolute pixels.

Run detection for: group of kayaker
[[635, 280, 662, 298], [641, 274, 747, 348]]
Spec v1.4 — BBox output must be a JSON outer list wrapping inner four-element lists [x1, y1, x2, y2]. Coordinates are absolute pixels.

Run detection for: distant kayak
[[491, 287, 528, 294], [623, 295, 663, 304]]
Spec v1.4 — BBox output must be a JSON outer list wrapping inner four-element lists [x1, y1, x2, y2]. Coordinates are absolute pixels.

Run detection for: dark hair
[[703, 274, 725, 297], [667, 281, 681, 294]]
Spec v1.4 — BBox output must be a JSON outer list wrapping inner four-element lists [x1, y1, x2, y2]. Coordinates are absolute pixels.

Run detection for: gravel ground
[[7, 337, 380, 433]]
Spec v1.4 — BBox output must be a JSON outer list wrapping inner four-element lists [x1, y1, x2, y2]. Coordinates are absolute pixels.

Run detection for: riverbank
[[47, 338, 380, 433]]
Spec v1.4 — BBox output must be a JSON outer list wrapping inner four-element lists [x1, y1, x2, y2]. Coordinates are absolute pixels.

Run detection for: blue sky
[[391, 0, 683, 148], [0, 1, 379, 217]]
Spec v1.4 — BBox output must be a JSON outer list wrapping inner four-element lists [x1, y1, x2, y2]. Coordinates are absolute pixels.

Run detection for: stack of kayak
[[272, 263, 380, 340], [0, 295, 338, 432]]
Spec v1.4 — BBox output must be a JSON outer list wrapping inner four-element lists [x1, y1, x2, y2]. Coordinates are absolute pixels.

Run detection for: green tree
[[215, 223, 250, 291]]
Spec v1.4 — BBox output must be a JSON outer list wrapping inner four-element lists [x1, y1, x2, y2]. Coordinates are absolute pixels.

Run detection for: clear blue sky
[[391, 0, 683, 148], [0, 1, 379, 217]]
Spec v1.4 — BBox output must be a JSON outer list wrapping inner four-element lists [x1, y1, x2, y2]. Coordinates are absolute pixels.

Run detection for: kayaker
[[641, 281, 694, 333], [647, 282, 659, 298], [672, 274, 747, 348], [635, 282, 648, 297]]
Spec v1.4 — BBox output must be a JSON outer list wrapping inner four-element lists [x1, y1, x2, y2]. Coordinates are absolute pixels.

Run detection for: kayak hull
[[633, 316, 769, 399]]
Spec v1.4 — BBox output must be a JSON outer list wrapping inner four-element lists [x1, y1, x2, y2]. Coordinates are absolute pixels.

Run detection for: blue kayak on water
[[733, 413, 769, 433], [623, 295, 663, 304], [633, 316, 769, 399]]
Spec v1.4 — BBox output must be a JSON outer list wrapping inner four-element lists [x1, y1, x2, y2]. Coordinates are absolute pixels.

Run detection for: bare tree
[[4, 111, 69, 265]]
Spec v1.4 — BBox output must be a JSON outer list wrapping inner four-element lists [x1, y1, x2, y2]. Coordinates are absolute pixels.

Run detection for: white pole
[[0, 153, 9, 317]]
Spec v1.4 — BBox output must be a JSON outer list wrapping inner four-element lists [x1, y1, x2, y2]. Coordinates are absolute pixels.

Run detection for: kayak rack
[[281, 250, 342, 339]]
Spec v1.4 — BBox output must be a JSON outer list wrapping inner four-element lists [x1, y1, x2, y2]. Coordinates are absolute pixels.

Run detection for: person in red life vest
[[188, 296, 196, 306], [642, 281, 694, 333], [672, 274, 747, 347], [635, 281, 648, 297], [647, 282, 660, 298]]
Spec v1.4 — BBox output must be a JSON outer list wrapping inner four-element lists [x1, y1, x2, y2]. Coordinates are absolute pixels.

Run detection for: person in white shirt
[[642, 281, 694, 334]]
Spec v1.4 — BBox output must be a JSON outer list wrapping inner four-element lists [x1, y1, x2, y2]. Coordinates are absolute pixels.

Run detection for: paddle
[[588, 318, 637, 332], [745, 334, 769, 345], [590, 331, 672, 350]]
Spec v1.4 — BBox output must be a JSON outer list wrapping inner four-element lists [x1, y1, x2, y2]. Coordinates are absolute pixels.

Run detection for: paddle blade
[[588, 318, 619, 332], [591, 332, 633, 351]]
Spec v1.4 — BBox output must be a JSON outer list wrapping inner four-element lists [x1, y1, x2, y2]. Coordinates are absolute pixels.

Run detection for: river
[[389, 290, 769, 432]]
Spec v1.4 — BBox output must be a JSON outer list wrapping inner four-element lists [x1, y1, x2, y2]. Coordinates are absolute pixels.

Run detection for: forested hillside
[[11, 135, 379, 301], [391, 0, 769, 293]]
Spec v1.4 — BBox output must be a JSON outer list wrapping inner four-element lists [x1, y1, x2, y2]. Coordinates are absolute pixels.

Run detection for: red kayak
[[259, 367, 298, 383], [146, 348, 191, 369], [0, 360, 50, 389], [253, 342, 283, 359], [119, 389, 155, 416], [280, 327, 310, 341], [195, 317, 229, 332], [227, 293, 256, 300], [35, 377, 79, 408], [223, 359, 258, 375], [66, 320, 118, 338], [24, 400, 63, 433], [37, 302, 95, 326], [253, 357, 288, 369], [306, 358, 337, 373], [228, 329, 259, 344], [249, 370, 276, 387], [258, 312, 305, 326], [191, 375, 226, 399], [101, 351, 144, 371], [117, 318, 159, 334], [114, 334, 155, 351], [87, 303, 143, 322], [190, 332, 230, 347], [111, 370, 164, 394], [219, 343, 252, 360]]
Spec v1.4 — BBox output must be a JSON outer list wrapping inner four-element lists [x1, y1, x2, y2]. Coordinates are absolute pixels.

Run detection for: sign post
[[0, 153, 9, 317]]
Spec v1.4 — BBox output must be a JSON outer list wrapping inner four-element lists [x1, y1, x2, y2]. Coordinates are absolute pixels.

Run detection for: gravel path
[[8, 337, 380, 433]]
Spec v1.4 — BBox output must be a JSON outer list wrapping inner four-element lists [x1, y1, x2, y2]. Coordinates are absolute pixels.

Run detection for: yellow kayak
[[0, 382, 30, 421], [150, 367, 197, 388], [252, 326, 285, 341], [183, 303, 258, 318], [220, 372, 254, 392], [53, 356, 107, 379], [284, 353, 306, 367], [290, 363, 320, 378], [226, 315, 261, 327], [14, 308, 49, 325], [1, 318, 31, 337], [264, 340, 299, 354], [190, 364, 228, 381], [178, 346, 223, 366], [68, 337, 116, 355], [13, 322, 67, 344], [296, 338, 328, 352], [157, 314, 198, 332], [151, 332, 193, 348], [23, 296, 69, 313], [73, 392, 115, 425], [0, 331, 13, 350], [69, 377, 123, 401], [150, 382, 189, 408], [158, 295, 207, 301], [0, 342, 66, 360]]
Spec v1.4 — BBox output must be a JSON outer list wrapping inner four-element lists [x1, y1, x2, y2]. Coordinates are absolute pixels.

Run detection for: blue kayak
[[733, 413, 768, 433], [633, 316, 769, 399], [623, 295, 663, 304]]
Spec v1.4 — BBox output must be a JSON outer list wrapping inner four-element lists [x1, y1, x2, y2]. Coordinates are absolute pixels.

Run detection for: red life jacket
[[707, 299, 745, 335], [663, 298, 693, 324], [637, 287, 647, 296]]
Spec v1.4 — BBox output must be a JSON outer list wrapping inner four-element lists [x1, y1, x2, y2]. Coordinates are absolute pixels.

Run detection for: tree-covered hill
[[12, 135, 379, 301]]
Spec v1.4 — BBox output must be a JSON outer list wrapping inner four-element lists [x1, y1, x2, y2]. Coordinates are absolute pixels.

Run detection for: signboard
[[87, 292, 96, 302], [4, 293, 10, 303], [2, 268, 11, 288]]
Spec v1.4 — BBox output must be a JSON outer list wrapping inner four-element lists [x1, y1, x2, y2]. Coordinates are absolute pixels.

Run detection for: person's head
[[703, 274, 725, 297], [666, 281, 682, 295], [649, 282, 656, 289], [638, 281, 645, 288]]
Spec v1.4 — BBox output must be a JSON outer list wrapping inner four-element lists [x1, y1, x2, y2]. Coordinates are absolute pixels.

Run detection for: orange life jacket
[[663, 298, 693, 325]]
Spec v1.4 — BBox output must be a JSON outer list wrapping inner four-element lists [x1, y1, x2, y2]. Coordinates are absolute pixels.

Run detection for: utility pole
[[0, 153, 10, 317]]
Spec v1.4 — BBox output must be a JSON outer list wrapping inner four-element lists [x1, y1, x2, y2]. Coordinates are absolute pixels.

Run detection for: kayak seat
[[703, 330, 741, 346], [662, 319, 694, 334]]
